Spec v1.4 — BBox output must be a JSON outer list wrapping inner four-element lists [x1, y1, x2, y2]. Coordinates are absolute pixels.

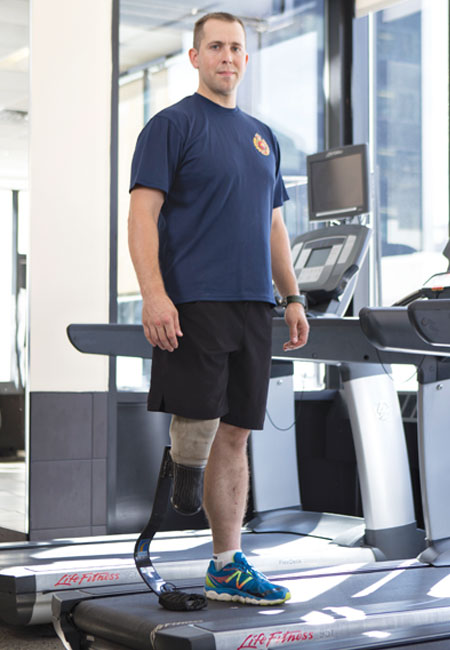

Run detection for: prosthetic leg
[[134, 417, 219, 610], [134, 447, 208, 611]]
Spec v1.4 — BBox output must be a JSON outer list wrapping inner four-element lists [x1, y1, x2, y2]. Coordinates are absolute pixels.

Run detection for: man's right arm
[[128, 186, 183, 352]]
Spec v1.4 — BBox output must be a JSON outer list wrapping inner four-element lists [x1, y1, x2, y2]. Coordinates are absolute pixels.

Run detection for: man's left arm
[[270, 207, 310, 351]]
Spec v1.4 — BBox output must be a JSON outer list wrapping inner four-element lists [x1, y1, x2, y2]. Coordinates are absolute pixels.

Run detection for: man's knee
[[216, 422, 251, 450], [169, 415, 220, 467]]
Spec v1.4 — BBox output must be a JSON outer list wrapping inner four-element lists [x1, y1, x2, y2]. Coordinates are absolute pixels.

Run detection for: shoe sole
[[205, 589, 291, 606]]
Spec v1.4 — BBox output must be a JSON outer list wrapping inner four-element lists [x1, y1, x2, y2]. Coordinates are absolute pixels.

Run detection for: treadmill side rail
[[67, 323, 152, 358], [0, 577, 35, 625], [155, 625, 217, 650], [359, 306, 450, 357], [408, 298, 450, 347]]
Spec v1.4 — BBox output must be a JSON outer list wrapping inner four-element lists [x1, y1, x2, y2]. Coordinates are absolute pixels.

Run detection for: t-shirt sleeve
[[272, 136, 289, 209], [129, 115, 184, 194]]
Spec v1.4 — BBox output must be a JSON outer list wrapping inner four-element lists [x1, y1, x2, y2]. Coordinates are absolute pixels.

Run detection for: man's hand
[[283, 303, 309, 351], [142, 293, 183, 352]]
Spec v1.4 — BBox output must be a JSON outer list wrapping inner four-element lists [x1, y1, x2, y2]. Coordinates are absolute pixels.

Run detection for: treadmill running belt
[[60, 564, 450, 650]]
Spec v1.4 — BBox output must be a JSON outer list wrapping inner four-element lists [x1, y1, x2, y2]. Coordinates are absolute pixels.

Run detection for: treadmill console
[[291, 223, 371, 315]]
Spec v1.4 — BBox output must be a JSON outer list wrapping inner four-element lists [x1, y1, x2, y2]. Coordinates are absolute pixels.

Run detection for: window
[[0, 191, 13, 383], [354, 0, 449, 389], [364, 0, 449, 306]]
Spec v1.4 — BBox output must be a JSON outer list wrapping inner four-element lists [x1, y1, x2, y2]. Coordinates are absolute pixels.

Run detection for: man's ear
[[189, 48, 199, 69]]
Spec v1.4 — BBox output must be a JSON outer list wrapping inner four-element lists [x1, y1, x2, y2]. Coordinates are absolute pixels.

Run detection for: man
[[128, 12, 309, 606]]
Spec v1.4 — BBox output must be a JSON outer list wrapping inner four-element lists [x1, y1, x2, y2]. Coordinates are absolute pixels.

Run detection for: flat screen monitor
[[307, 143, 369, 222]]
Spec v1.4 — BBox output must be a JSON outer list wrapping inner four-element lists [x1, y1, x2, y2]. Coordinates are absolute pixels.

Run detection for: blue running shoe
[[205, 552, 291, 605]]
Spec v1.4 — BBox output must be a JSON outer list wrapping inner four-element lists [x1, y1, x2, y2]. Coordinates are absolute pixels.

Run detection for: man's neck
[[196, 86, 237, 109]]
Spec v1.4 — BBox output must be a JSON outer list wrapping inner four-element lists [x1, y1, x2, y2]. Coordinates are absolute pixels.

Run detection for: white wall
[[29, 0, 112, 391]]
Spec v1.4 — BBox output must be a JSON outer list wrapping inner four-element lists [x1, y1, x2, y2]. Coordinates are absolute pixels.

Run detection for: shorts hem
[[220, 413, 265, 431], [147, 401, 265, 430], [147, 401, 227, 422]]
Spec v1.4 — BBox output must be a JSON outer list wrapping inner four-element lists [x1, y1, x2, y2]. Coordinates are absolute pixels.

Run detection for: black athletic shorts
[[147, 301, 273, 430]]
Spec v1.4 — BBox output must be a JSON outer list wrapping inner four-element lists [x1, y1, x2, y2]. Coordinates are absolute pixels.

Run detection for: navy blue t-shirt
[[130, 93, 289, 305]]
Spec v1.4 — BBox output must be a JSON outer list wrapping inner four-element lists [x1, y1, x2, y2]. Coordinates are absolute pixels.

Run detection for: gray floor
[[0, 622, 63, 649]]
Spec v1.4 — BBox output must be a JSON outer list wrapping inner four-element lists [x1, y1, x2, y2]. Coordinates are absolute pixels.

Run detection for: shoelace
[[234, 559, 270, 584]]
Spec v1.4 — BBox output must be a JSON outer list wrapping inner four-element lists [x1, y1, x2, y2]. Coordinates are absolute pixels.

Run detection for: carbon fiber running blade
[[134, 537, 169, 595], [133, 447, 173, 596], [133, 447, 207, 610]]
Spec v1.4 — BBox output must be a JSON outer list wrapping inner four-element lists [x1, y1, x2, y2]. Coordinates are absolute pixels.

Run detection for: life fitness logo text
[[54, 571, 120, 587], [237, 630, 314, 649], [253, 133, 270, 156]]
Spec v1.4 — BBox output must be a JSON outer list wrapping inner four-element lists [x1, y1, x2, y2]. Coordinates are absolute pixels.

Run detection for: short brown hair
[[193, 12, 246, 51]]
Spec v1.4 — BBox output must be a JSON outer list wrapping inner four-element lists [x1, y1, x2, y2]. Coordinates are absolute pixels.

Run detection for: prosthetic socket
[[169, 415, 219, 515]]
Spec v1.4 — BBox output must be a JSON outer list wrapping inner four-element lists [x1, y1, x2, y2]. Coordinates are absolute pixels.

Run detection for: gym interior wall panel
[[29, 460, 92, 530], [92, 459, 107, 526], [30, 527, 92, 541], [91, 526, 108, 536], [28, 0, 112, 393], [93, 393, 109, 459], [29, 391, 108, 538], [29, 393, 93, 462]]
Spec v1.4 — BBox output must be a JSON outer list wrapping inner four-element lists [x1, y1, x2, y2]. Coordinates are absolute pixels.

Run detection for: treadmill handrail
[[67, 323, 152, 358], [68, 319, 450, 366], [359, 304, 450, 357], [408, 299, 450, 347]]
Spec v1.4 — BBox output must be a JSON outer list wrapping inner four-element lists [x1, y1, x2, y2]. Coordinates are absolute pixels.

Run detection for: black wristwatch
[[284, 294, 307, 310]]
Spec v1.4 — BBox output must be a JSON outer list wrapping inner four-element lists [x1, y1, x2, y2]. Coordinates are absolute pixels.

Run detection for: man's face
[[189, 19, 248, 101]]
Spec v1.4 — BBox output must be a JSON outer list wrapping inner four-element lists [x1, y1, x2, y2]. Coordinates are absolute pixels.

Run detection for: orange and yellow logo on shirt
[[253, 133, 270, 156]]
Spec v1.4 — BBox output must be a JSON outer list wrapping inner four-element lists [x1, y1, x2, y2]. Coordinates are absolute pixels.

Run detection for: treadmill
[[52, 285, 450, 648], [0, 222, 425, 627], [0, 224, 424, 624], [67, 222, 423, 560]]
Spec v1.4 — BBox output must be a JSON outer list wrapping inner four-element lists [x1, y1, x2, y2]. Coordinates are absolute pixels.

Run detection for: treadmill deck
[[0, 516, 374, 625], [54, 560, 450, 650]]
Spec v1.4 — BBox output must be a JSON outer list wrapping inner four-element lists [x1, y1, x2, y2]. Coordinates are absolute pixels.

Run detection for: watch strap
[[285, 294, 307, 309]]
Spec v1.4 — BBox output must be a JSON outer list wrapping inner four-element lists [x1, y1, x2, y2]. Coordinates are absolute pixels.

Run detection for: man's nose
[[222, 47, 233, 62]]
